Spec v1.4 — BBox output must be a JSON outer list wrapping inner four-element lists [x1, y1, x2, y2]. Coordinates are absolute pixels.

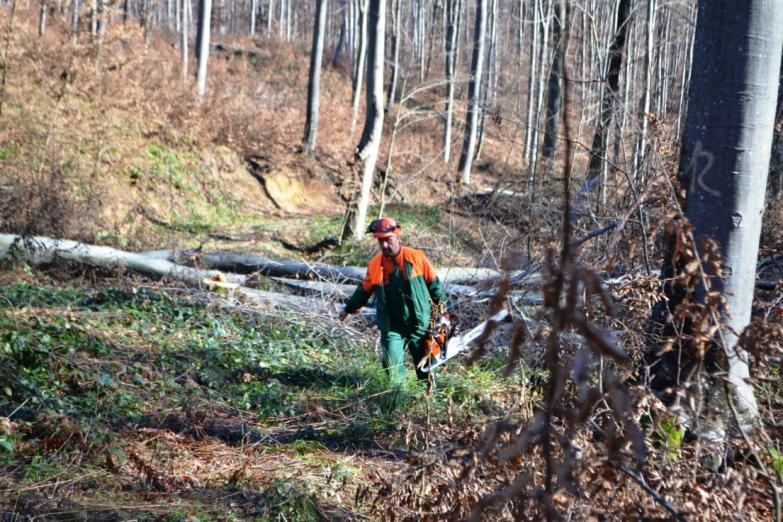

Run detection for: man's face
[[377, 234, 401, 258]]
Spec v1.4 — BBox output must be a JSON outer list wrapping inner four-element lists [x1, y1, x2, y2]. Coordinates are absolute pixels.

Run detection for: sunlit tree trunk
[[302, 0, 328, 155], [348, 0, 386, 240], [385, 0, 401, 110], [350, 0, 368, 134], [181, 0, 188, 83], [71, 0, 79, 42], [650, 0, 783, 436], [523, 0, 539, 166], [250, 0, 256, 35], [457, 0, 486, 184], [474, 0, 496, 162], [195, 0, 212, 100], [38, 0, 46, 38], [633, 0, 656, 175], [583, 0, 630, 203]]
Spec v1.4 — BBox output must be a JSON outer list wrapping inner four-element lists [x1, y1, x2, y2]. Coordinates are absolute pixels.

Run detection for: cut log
[[0, 234, 247, 286], [0, 234, 374, 321], [140, 249, 511, 285]]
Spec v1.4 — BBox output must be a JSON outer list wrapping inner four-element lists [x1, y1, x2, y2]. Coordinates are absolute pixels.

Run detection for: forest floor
[[1, 8, 782, 521]]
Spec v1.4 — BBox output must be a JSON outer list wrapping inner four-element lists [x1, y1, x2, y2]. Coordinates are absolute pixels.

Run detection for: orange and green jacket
[[344, 246, 446, 334]]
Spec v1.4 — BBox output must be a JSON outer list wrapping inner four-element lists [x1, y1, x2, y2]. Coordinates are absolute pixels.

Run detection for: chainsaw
[[418, 309, 510, 373]]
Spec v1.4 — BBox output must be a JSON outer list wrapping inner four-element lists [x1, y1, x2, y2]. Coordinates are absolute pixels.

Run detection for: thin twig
[[612, 463, 689, 522]]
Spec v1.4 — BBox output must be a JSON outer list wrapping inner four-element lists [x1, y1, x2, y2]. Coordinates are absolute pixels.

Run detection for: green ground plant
[[0, 279, 522, 518]]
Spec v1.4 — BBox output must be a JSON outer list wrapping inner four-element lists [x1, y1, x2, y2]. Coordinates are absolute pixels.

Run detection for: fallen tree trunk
[[141, 249, 513, 285], [272, 277, 481, 300], [0, 234, 248, 286], [0, 234, 377, 322]]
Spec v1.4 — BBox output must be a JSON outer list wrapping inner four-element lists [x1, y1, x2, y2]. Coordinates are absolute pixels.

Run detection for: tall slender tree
[[350, 0, 368, 134], [442, 0, 460, 163], [542, 0, 567, 158], [347, 0, 386, 240], [195, 0, 212, 100], [302, 0, 329, 154], [457, 0, 486, 184], [583, 0, 630, 203]]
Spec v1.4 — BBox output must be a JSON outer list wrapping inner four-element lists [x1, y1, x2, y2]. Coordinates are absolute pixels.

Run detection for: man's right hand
[[339, 309, 349, 322]]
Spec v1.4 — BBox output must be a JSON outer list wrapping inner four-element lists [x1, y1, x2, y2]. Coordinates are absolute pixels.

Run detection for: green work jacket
[[344, 246, 446, 334]]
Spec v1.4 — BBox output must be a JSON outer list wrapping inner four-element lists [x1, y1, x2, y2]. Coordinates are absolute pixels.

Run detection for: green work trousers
[[380, 329, 428, 385]]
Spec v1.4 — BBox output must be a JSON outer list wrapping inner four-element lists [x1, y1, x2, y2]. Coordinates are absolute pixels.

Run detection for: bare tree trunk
[[633, 0, 655, 175], [350, 0, 368, 134], [90, 0, 97, 36], [181, 0, 188, 83], [71, 0, 79, 42], [474, 0, 496, 162], [385, 0, 401, 110], [195, 0, 212, 100], [348, 0, 386, 240], [527, 0, 552, 183], [38, 0, 47, 38], [583, 0, 630, 196], [442, 0, 460, 163], [650, 0, 783, 436], [249, 0, 256, 35], [302, 0, 328, 155], [266, 0, 272, 35], [523, 0, 539, 166], [457, 0, 487, 184], [331, 0, 346, 66], [542, 0, 566, 158]]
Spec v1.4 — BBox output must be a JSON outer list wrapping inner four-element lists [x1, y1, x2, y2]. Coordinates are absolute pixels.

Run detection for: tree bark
[[457, 0, 487, 184], [302, 0, 328, 154], [650, 0, 783, 434], [348, 0, 386, 240], [181, 0, 189, 83], [140, 249, 513, 285], [38, 0, 47, 38], [385, 0, 401, 111], [442, 0, 460, 164], [583, 0, 630, 195], [350, 0, 368, 134], [195, 0, 212, 100], [541, 0, 566, 158]]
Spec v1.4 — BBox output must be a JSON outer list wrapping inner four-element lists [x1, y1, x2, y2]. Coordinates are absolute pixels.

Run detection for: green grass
[[0, 279, 524, 518]]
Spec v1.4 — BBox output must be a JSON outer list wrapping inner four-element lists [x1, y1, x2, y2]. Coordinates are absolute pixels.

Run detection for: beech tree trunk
[[385, 0, 401, 111], [38, 0, 46, 38], [583, 0, 630, 199], [442, 0, 460, 164], [302, 0, 328, 154], [350, 0, 368, 134], [195, 0, 212, 100], [541, 0, 566, 159], [457, 0, 486, 184], [650, 0, 783, 435], [348, 0, 386, 240], [181, 0, 188, 83]]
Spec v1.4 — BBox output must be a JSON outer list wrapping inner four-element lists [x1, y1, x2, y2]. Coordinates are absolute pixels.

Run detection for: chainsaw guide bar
[[420, 309, 510, 372]]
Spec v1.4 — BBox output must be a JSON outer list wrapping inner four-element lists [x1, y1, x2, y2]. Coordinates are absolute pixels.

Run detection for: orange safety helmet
[[367, 217, 401, 238]]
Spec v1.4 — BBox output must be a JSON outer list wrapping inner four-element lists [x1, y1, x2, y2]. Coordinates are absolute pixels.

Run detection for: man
[[339, 217, 446, 385]]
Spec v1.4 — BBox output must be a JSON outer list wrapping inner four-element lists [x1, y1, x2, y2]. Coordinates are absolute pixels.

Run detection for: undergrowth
[[0, 278, 524, 519]]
